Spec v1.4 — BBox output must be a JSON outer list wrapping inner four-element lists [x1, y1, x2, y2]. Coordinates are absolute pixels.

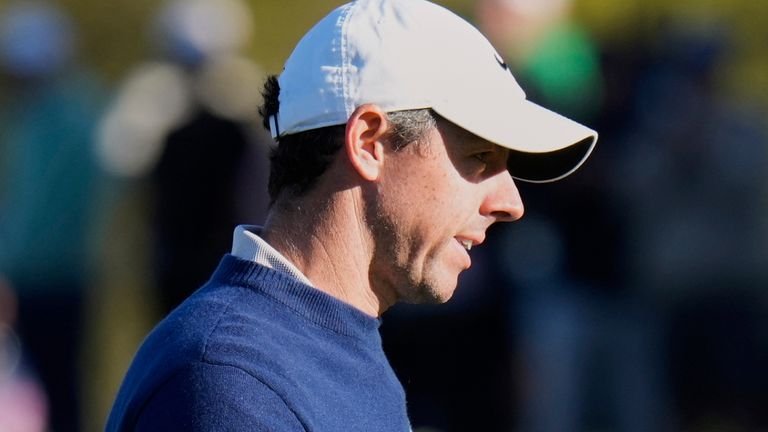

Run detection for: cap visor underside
[[434, 98, 597, 183]]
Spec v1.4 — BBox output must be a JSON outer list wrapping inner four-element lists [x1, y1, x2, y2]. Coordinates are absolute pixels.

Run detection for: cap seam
[[339, 3, 355, 117]]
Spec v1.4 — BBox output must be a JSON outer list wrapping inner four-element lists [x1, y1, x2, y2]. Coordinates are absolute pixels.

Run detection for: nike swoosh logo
[[494, 52, 510, 72]]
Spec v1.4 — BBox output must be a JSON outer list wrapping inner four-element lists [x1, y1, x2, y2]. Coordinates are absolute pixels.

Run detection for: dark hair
[[259, 74, 437, 204]]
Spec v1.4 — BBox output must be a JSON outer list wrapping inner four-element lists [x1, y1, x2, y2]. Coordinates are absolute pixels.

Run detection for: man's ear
[[345, 104, 389, 181]]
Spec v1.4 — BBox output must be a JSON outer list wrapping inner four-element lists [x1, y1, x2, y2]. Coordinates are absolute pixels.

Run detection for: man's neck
[[261, 191, 394, 317]]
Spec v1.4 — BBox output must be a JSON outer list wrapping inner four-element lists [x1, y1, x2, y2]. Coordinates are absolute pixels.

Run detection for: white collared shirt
[[231, 225, 314, 287]]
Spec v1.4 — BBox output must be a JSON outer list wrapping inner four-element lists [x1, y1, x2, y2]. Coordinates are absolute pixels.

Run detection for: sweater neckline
[[210, 254, 382, 340]]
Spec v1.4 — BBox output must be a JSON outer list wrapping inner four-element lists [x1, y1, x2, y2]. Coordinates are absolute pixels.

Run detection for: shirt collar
[[231, 225, 314, 287]]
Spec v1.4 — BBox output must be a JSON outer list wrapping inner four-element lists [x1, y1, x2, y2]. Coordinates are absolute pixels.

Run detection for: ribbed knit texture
[[106, 255, 410, 431]]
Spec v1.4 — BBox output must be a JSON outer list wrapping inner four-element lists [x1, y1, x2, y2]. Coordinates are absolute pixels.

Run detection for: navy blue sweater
[[106, 255, 410, 431]]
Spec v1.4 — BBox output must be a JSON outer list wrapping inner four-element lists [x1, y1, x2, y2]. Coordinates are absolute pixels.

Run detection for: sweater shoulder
[[131, 361, 308, 431]]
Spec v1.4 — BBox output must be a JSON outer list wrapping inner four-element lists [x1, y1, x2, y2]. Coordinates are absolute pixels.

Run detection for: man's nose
[[480, 170, 524, 222]]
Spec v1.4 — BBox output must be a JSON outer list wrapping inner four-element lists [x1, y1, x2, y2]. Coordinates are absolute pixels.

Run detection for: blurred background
[[0, 0, 766, 431]]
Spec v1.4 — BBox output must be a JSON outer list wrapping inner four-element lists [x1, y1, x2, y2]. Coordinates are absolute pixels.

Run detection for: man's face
[[367, 119, 524, 304]]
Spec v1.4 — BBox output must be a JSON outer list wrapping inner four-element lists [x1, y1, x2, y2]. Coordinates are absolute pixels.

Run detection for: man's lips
[[454, 234, 484, 252]]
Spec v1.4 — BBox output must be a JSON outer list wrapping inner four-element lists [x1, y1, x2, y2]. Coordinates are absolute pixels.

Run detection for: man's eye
[[473, 152, 493, 163]]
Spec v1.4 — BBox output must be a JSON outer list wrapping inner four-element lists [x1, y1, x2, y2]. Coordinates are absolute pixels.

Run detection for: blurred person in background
[[614, 19, 768, 430], [0, 277, 49, 432], [0, 2, 107, 431], [97, 0, 271, 314], [476, 0, 666, 430]]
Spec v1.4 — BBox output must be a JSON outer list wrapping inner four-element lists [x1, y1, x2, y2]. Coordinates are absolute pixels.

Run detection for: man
[[106, 0, 596, 430]]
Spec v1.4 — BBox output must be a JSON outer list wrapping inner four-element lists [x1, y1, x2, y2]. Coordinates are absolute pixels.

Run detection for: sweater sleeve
[[133, 362, 307, 431]]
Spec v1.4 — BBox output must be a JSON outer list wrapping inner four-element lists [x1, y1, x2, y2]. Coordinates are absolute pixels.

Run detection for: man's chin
[[399, 280, 458, 305]]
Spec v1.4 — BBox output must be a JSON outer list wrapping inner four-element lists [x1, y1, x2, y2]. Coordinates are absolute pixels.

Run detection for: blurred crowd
[[0, 0, 767, 431]]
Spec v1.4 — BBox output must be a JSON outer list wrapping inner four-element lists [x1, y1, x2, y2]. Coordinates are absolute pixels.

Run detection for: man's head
[[259, 0, 597, 305], [261, 0, 596, 202]]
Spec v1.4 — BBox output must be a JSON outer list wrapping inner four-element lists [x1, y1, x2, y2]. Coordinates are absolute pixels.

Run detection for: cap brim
[[434, 99, 597, 183]]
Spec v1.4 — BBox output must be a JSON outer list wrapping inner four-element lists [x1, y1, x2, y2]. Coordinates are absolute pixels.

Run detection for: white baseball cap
[[271, 0, 597, 182]]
